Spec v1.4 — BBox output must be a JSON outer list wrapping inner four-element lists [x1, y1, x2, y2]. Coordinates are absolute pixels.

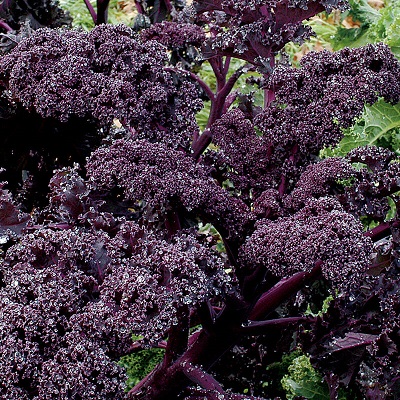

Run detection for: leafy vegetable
[[332, 0, 400, 58], [0, 1, 399, 399], [282, 355, 331, 400]]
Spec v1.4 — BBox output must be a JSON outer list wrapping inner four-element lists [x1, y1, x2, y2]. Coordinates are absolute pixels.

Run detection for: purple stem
[[197, 300, 217, 334], [264, 57, 275, 107], [127, 263, 322, 399], [128, 360, 190, 399], [0, 20, 13, 32], [163, 306, 190, 367], [83, 0, 97, 24], [134, 1, 145, 14], [208, 58, 245, 125], [364, 221, 392, 240], [182, 362, 225, 393], [164, 0, 173, 14], [191, 65, 245, 160], [96, 0, 110, 24], [209, 57, 225, 91], [167, 68, 215, 102], [278, 175, 286, 198], [239, 316, 317, 335], [223, 90, 239, 114], [223, 56, 231, 76], [249, 261, 323, 321], [190, 71, 216, 102], [264, 85, 275, 107], [192, 128, 212, 160], [217, 67, 245, 107]]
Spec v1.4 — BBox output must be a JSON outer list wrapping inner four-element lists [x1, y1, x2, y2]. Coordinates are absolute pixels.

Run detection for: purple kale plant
[[0, 0, 400, 399], [0, 0, 72, 54]]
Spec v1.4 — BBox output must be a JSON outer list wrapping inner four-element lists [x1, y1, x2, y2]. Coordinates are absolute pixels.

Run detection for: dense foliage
[[0, 0, 399, 399]]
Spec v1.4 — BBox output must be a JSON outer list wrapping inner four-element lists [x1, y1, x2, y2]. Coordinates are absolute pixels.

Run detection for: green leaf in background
[[60, 0, 136, 30], [119, 347, 165, 391], [362, 98, 400, 151], [369, 0, 400, 59], [195, 100, 211, 131], [347, 0, 382, 24], [263, 349, 303, 398], [321, 98, 400, 157], [332, 0, 381, 49], [281, 355, 330, 400], [281, 355, 352, 400], [332, 0, 400, 59]]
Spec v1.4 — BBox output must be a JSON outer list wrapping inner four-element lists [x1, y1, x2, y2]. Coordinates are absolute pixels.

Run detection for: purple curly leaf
[[0, 182, 30, 236]]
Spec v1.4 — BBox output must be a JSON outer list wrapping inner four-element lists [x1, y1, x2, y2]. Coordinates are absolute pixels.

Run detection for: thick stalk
[[128, 263, 323, 399], [134, 1, 145, 14], [0, 20, 12, 32], [239, 316, 317, 335], [249, 261, 323, 320], [162, 306, 190, 367], [127, 324, 241, 399], [264, 57, 275, 108], [364, 221, 392, 240], [191, 58, 245, 160], [128, 296, 248, 399], [96, 0, 110, 24]]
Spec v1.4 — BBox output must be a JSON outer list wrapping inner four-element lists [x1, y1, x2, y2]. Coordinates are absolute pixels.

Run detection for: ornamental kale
[[0, 0, 399, 399], [0, 0, 71, 33], [0, 24, 202, 146], [0, 0, 72, 53]]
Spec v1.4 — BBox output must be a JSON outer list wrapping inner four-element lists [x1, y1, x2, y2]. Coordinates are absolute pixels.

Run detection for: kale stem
[[83, 0, 97, 24], [96, 0, 110, 24], [249, 261, 323, 321], [239, 316, 317, 335], [0, 20, 13, 32]]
